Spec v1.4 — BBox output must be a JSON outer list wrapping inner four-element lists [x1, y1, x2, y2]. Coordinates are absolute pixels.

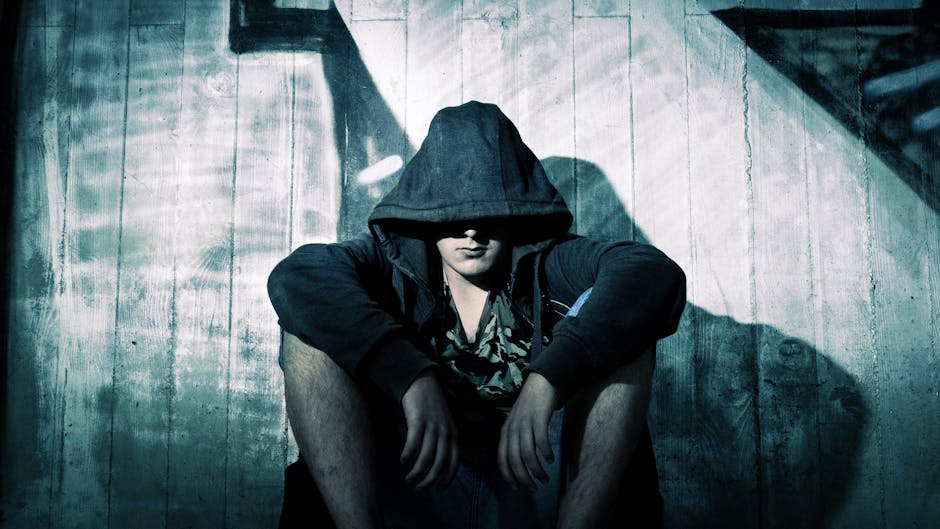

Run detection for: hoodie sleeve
[[267, 236, 436, 402], [528, 237, 687, 401]]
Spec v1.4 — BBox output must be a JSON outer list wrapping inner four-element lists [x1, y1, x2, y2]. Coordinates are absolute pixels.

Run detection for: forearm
[[557, 347, 655, 529]]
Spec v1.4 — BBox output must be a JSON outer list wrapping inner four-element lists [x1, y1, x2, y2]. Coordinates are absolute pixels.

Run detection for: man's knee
[[281, 331, 363, 403], [567, 346, 655, 415]]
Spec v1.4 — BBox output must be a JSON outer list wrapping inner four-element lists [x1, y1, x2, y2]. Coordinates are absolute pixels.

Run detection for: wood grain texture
[[292, 52, 340, 246], [405, 0, 461, 144], [5, 1, 940, 527], [460, 4, 520, 117], [338, 18, 408, 240], [860, 6, 940, 526], [226, 50, 294, 528], [575, 0, 630, 18], [165, 0, 238, 526], [517, 0, 576, 229], [573, 15, 632, 242], [868, 133, 938, 529], [746, 24, 820, 529], [629, 3, 696, 524], [3, 22, 72, 528], [109, 22, 184, 528], [797, 16, 883, 528], [351, 0, 404, 21], [45, 3, 130, 526], [130, 0, 183, 26], [690, 11, 761, 529]]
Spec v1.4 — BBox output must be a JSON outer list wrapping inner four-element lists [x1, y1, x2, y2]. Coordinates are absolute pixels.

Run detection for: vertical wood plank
[[803, 80, 883, 529], [628, 0, 691, 267], [109, 22, 184, 529], [227, 51, 294, 528], [516, 0, 575, 228], [460, 3, 519, 117], [166, 0, 238, 526], [856, 2, 940, 526], [405, 0, 462, 143], [130, 0, 184, 26], [687, 10, 760, 528], [47, 0, 76, 26], [4, 22, 72, 528], [853, 3, 924, 528], [795, 8, 884, 527], [573, 15, 632, 241], [574, 0, 629, 17], [629, 2, 695, 525], [23, 0, 45, 26], [339, 19, 407, 240], [292, 54, 340, 246], [868, 133, 938, 529], [283, 52, 339, 465], [924, 167, 940, 528], [351, 0, 405, 21], [53, 1, 130, 525], [746, 21, 821, 529]]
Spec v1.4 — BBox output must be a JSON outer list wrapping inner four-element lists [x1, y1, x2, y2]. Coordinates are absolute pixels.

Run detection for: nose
[[463, 228, 478, 239]]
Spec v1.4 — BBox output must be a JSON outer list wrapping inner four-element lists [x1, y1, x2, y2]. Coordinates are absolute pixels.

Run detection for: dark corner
[[0, 0, 25, 510]]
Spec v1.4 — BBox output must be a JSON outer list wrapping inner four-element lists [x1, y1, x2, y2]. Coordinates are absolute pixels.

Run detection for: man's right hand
[[400, 370, 459, 491]]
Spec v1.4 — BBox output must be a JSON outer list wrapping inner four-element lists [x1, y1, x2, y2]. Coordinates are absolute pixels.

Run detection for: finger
[[509, 426, 536, 491], [405, 429, 437, 484], [535, 415, 555, 464], [416, 430, 449, 490], [522, 425, 548, 484], [498, 423, 518, 489], [400, 421, 424, 464], [438, 431, 459, 489]]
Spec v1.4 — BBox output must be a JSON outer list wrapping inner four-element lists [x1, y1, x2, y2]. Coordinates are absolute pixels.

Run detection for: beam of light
[[355, 154, 403, 185], [863, 58, 940, 98]]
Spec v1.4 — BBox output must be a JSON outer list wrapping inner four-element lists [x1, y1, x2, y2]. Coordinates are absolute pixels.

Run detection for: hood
[[368, 101, 573, 285]]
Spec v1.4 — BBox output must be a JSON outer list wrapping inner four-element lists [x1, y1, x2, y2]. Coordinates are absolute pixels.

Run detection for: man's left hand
[[497, 372, 560, 491]]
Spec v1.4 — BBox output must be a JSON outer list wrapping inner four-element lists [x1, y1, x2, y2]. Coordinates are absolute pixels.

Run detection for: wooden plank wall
[[4, 0, 938, 527]]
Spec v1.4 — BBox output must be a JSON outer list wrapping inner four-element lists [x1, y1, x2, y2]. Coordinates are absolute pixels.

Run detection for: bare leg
[[557, 347, 655, 529], [281, 332, 384, 529]]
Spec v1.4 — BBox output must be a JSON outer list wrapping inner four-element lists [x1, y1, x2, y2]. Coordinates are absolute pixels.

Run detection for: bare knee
[[282, 332, 359, 394], [562, 347, 655, 467], [565, 346, 655, 421], [281, 331, 371, 442]]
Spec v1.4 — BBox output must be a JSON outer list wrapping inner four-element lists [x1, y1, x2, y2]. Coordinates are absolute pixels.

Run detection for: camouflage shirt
[[430, 284, 546, 414]]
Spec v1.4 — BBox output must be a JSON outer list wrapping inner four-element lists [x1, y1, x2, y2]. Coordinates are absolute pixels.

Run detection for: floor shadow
[[713, 5, 940, 215]]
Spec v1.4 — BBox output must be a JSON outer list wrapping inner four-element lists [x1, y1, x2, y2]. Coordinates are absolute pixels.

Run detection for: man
[[268, 101, 686, 528]]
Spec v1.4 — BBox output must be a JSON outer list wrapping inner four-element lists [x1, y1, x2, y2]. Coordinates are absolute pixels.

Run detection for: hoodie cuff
[[363, 336, 437, 403], [525, 333, 597, 404]]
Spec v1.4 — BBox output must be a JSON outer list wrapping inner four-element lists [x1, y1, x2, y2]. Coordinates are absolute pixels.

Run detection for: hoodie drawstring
[[532, 252, 543, 362]]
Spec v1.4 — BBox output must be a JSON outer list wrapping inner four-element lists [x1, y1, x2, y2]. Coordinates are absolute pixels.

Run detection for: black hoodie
[[268, 101, 686, 404]]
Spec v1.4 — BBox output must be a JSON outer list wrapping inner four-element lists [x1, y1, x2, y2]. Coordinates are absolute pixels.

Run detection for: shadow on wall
[[230, 4, 869, 527], [713, 5, 940, 215], [547, 158, 869, 528], [231, 0, 414, 241]]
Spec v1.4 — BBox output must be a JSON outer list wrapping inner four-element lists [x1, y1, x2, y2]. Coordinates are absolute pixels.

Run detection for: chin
[[456, 263, 493, 278]]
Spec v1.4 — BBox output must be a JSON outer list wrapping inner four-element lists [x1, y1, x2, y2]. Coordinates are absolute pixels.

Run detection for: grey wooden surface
[[4, 0, 938, 527]]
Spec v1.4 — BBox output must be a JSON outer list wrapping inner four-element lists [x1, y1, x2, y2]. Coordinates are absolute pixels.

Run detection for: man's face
[[434, 220, 509, 283]]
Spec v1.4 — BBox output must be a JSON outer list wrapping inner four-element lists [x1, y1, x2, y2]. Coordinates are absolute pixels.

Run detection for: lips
[[460, 247, 487, 256]]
